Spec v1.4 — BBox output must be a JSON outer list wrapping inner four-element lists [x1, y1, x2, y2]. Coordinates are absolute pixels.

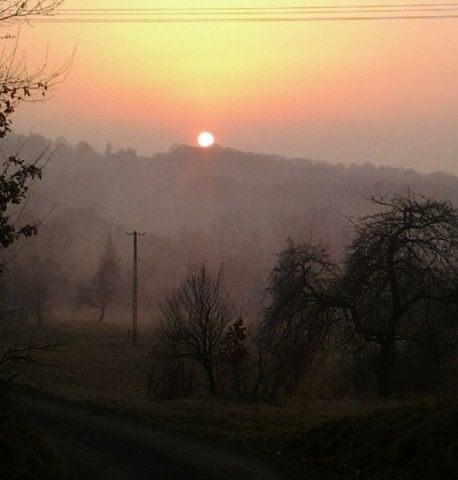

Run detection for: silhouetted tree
[[338, 195, 458, 397], [216, 317, 249, 398], [77, 235, 120, 322], [0, 1, 67, 400], [1, 1, 68, 137], [0, 341, 61, 386], [0, 156, 42, 259], [0, 0, 68, 268], [255, 239, 337, 400], [155, 265, 233, 396]]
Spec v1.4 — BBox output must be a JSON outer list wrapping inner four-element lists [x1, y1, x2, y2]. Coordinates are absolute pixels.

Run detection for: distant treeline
[[1, 132, 458, 320]]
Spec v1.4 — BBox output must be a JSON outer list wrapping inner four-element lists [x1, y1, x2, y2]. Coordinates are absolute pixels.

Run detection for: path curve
[[14, 389, 323, 480]]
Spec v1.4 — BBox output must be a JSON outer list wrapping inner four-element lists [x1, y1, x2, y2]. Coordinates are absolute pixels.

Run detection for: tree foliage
[[0, 155, 42, 254]]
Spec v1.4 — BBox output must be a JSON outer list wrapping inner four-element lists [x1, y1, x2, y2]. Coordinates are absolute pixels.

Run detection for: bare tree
[[338, 195, 458, 397], [0, 1, 64, 23], [77, 235, 120, 322], [1, 1, 69, 137], [0, 0, 70, 266], [156, 265, 233, 396], [256, 239, 337, 400], [0, 341, 60, 387]]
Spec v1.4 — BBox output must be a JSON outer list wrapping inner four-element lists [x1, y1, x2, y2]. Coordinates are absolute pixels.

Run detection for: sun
[[197, 131, 215, 147]]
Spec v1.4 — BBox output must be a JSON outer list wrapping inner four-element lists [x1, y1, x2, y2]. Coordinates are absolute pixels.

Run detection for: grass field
[[4, 310, 458, 479]]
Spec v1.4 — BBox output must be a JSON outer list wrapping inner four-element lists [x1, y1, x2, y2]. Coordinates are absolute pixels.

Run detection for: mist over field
[[2, 131, 458, 321]]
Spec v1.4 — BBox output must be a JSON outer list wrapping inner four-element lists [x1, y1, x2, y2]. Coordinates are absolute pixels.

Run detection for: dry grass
[[5, 310, 401, 448], [9, 310, 152, 408]]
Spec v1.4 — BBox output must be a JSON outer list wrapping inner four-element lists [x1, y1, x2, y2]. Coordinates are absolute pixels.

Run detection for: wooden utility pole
[[126, 230, 144, 345]]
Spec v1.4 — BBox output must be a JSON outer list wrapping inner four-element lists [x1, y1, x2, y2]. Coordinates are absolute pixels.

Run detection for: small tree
[[216, 317, 249, 398], [156, 265, 233, 396], [77, 235, 120, 322]]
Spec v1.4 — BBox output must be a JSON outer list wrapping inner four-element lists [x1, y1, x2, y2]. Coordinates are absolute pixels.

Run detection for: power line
[[57, 3, 458, 11], [31, 16, 458, 23], [30, 3, 458, 23], [57, 5, 458, 13]]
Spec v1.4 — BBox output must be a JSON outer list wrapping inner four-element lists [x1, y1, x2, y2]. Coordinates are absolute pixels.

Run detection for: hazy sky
[[10, 1, 458, 174]]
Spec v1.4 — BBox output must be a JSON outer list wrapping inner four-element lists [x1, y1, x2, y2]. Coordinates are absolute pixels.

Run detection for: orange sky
[[9, 1, 458, 173]]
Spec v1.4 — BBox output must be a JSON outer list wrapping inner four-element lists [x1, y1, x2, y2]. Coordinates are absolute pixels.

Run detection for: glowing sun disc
[[198, 131, 215, 147]]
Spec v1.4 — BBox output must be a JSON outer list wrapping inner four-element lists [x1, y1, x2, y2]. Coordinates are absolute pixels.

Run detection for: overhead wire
[[31, 3, 458, 23]]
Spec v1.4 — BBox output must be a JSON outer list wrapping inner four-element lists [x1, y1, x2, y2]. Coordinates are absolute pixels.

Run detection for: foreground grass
[[286, 398, 458, 480], [6, 316, 458, 479]]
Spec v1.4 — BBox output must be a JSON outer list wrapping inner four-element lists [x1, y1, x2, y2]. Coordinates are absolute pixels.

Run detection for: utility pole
[[126, 230, 144, 345]]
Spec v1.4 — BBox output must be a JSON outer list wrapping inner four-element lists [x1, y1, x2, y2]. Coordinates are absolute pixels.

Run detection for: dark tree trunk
[[376, 340, 396, 397], [203, 362, 217, 395]]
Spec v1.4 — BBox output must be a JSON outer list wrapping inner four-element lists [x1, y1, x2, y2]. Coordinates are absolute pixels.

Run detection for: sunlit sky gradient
[[10, 1, 458, 173]]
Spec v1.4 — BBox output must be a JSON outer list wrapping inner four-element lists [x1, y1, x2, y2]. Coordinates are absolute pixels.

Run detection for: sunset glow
[[9, 1, 458, 173]]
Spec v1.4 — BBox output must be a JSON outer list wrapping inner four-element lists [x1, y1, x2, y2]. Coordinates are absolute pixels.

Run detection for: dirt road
[[15, 390, 323, 480]]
